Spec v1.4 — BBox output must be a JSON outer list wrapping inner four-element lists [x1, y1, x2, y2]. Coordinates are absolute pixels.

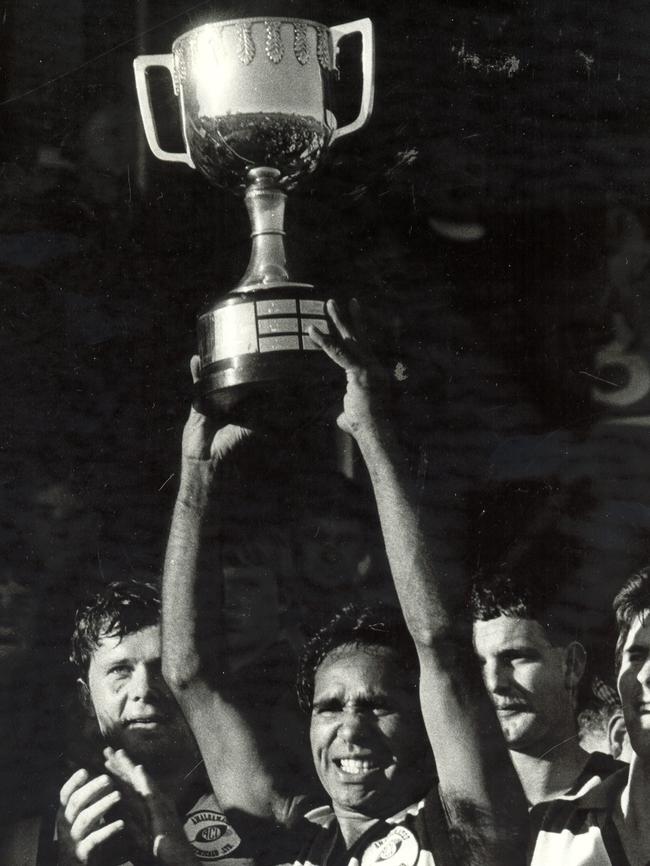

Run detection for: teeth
[[339, 758, 376, 775]]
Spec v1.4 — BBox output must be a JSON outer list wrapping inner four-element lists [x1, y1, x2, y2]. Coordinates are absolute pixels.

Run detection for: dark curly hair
[[469, 570, 577, 647], [613, 566, 650, 674], [296, 602, 419, 714], [70, 579, 161, 680]]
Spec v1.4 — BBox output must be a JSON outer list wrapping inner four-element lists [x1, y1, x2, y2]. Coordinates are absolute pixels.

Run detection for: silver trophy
[[134, 17, 374, 419]]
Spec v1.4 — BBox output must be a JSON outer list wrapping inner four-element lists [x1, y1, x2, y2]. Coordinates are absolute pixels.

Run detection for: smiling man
[[57, 580, 242, 866], [530, 566, 650, 864], [291, 602, 437, 858], [471, 574, 622, 805], [161, 299, 528, 866]]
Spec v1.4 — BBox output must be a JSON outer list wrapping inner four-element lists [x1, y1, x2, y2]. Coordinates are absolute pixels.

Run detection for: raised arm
[[309, 301, 528, 866], [161, 362, 302, 843]]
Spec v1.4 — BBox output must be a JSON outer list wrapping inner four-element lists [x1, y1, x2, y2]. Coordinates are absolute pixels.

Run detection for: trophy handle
[[133, 55, 194, 166], [329, 18, 375, 143]]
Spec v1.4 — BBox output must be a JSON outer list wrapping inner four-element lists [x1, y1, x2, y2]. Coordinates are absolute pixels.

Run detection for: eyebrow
[[312, 688, 400, 707], [625, 642, 649, 656], [477, 644, 543, 657], [98, 653, 133, 668]]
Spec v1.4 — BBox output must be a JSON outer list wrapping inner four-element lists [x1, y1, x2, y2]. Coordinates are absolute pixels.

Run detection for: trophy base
[[195, 285, 342, 428]]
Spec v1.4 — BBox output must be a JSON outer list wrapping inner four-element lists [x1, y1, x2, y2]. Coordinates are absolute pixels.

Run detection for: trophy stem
[[238, 167, 292, 290]]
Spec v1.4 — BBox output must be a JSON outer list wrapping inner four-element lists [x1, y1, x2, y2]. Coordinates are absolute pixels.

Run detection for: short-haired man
[[530, 566, 650, 864], [57, 580, 243, 866], [471, 574, 622, 805], [161, 300, 528, 866]]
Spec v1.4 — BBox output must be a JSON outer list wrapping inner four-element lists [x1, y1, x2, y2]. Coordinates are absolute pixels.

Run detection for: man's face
[[617, 612, 650, 760], [299, 516, 368, 592], [473, 615, 576, 753], [309, 644, 429, 819], [86, 625, 196, 771]]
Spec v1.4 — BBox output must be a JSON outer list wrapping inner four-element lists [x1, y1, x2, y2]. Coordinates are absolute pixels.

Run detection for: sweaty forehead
[[473, 615, 552, 654], [90, 624, 161, 666], [313, 644, 410, 697]]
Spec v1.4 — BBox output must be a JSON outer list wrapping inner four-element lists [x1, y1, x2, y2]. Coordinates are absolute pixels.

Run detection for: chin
[[627, 726, 650, 760], [118, 730, 170, 760]]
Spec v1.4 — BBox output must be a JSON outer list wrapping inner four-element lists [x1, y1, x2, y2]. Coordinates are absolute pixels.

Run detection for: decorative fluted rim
[[173, 18, 334, 71], [172, 17, 330, 49]]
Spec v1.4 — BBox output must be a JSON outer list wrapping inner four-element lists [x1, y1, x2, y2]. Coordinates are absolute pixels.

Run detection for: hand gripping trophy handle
[[134, 18, 375, 425]]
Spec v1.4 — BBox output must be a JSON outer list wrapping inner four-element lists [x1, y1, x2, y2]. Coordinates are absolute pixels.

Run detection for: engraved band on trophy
[[133, 17, 374, 419]]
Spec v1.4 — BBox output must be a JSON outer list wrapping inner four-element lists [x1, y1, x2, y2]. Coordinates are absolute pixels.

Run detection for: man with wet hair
[[530, 566, 650, 864], [295, 604, 419, 716], [471, 570, 622, 805], [57, 579, 242, 866], [161, 299, 528, 866]]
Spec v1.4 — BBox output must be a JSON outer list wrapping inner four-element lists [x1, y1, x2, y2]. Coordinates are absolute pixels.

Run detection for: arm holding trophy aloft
[[161, 361, 310, 855], [134, 17, 374, 424], [309, 302, 529, 866]]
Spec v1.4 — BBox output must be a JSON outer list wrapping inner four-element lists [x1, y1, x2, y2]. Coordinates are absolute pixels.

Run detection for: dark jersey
[[530, 768, 630, 866], [0, 789, 243, 866], [564, 752, 626, 799], [278, 789, 459, 866]]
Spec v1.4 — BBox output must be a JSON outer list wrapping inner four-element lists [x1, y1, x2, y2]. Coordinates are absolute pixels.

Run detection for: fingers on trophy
[[134, 17, 375, 426]]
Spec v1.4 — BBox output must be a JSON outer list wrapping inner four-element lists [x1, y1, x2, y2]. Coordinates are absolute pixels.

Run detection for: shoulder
[[529, 768, 629, 866], [566, 752, 627, 799], [284, 806, 338, 866], [389, 791, 458, 866]]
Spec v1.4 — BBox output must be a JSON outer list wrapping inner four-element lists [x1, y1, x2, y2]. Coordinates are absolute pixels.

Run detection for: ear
[[608, 711, 627, 761], [564, 641, 587, 691], [77, 677, 96, 718]]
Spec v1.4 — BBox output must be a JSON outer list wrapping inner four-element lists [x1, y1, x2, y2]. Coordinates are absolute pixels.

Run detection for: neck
[[615, 756, 650, 865], [334, 808, 379, 849], [510, 738, 589, 805], [621, 754, 650, 824], [333, 793, 422, 849]]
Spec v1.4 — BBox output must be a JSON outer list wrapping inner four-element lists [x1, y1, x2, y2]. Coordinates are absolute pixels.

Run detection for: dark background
[[3, 0, 650, 824]]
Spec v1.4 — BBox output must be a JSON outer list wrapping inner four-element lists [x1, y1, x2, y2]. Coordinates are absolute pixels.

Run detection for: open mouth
[[334, 757, 382, 776]]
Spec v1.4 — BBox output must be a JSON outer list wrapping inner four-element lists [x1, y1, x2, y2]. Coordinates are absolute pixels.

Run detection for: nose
[[338, 708, 372, 745], [637, 659, 650, 688], [129, 662, 163, 702], [482, 658, 511, 695]]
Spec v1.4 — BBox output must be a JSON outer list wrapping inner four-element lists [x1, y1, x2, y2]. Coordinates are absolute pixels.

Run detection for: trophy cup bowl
[[134, 17, 374, 424]]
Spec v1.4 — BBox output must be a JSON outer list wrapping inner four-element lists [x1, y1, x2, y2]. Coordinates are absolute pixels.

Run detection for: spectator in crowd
[[578, 677, 634, 766], [530, 566, 650, 864], [161, 299, 528, 866], [56, 580, 243, 866], [289, 471, 391, 637], [471, 572, 622, 805]]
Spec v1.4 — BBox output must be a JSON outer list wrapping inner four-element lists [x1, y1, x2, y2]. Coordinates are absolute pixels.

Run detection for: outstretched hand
[[181, 355, 253, 466], [308, 299, 390, 439]]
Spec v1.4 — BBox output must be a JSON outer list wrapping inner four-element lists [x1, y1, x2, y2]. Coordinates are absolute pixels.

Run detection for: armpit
[[440, 792, 525, 866]]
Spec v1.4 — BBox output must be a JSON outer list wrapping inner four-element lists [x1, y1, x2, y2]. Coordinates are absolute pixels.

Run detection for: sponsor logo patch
[[361, 826, 420, 866], [184, 809, 241, 861]]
